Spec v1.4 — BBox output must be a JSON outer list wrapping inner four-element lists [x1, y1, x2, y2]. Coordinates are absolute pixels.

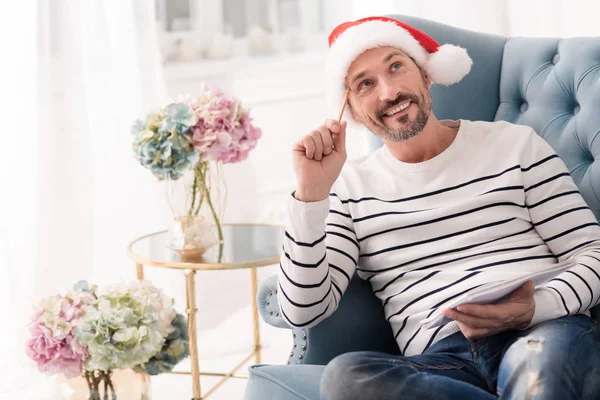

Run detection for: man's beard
[[375, 90, 430, 142]]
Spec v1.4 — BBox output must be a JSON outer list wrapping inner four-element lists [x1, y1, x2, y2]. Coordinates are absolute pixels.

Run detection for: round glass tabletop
[[127, 223, 284, 270]]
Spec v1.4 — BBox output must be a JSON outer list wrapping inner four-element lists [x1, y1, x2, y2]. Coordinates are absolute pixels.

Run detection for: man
[[278, 16, 600, 400]]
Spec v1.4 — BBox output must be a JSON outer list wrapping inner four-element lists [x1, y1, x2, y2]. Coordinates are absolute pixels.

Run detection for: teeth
[[385, 102, 410, 116]]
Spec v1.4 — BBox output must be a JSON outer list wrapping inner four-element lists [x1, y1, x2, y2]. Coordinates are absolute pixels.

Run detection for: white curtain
[[0, 1, 172, 395], [34, 0, 169, 287], [0, 1, 40, 394]]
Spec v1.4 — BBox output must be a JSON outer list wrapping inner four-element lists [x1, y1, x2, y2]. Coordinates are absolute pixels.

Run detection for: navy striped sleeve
[[277, 186, 359, 329], [521, 129, 600, 327]]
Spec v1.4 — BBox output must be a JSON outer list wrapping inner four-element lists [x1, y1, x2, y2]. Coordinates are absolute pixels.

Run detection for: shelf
[[162, 48, 328, 82]]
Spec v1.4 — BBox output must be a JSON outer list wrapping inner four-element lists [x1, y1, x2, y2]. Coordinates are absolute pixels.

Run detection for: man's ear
[[423, 72, 433, 88]]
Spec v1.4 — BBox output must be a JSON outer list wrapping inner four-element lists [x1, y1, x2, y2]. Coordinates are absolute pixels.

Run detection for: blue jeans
[[320, 315, 600, 400]]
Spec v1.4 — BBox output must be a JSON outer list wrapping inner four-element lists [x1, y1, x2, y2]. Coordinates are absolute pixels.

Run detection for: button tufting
[[552, 54, 560, 64], [520, 103, 528, 112], [573, 105, 580, 115]]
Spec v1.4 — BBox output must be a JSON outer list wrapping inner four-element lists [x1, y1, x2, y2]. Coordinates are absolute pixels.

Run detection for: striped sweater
[[278, 119, 600, 356]]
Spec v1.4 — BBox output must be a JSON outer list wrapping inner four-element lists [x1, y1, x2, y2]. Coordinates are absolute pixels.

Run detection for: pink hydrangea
[[25, 293, 93, 378], [189, 86, 262, 164]]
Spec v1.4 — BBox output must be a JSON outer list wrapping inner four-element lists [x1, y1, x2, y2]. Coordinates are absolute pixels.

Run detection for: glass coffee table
[[127, 223, 284, 400]]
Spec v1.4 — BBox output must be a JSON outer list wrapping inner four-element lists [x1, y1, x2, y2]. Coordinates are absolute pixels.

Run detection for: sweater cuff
[[288, 192, 330, 238], [527, 288, 564, 328]]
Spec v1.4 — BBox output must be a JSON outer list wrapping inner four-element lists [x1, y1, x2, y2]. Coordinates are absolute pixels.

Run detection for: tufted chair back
[[367, 16, 600, 220], [298, 15, 600, 365], [496, 38, 600, 219]]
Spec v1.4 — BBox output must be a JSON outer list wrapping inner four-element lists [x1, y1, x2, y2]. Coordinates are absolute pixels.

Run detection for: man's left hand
[[443, 281, 536, 339]]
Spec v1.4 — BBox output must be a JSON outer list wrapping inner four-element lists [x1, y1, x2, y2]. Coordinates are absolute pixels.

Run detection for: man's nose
[[378, 77, 398, 103]]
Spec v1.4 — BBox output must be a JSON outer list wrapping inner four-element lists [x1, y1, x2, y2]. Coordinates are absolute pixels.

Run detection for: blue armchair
[[245, 14, 600, 400]]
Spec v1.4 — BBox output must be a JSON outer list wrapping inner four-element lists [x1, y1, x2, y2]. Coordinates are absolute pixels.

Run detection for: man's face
[[345, 46, 432, 142]]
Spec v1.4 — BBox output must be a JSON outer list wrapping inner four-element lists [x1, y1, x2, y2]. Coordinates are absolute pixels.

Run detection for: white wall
[[164, 50, 369, 225]]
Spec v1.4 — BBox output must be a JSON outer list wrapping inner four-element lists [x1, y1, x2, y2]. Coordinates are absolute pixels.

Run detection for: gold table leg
[[164, 268, 263, 399], [185, 269, 201, 400], [136, 263, 144, 280], [250, 267, 262, 364]]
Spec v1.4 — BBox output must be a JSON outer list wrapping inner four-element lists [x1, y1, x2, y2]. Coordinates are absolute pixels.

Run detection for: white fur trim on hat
[[324, 20, 472, 132], [425, 44, 472, 86]]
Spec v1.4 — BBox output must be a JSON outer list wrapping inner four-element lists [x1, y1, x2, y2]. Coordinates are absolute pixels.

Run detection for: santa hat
[[325, 16, 472, 128]]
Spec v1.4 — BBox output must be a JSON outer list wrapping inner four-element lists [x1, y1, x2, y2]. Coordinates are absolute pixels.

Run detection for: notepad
[[419, 260, 576, 330]]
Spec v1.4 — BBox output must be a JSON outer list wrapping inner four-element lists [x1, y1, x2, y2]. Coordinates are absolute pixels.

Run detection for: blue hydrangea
[[135, 313, 189, 375], [160, 103, 197, 132], [72, 280, 92, 292], [132, 104, 200, 180]]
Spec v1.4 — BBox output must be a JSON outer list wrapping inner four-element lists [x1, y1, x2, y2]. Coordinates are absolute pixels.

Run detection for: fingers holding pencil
[[328, 89, 350, 151], [293, 88, 349, 161], [323, 119, 347, 154], [291, 90, 350, 202]]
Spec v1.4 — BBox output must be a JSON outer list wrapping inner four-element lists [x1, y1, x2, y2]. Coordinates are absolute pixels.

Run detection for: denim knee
[[320, 353, 361, 400], [320, 352, 381, 400], [498, 315, 600, 399]]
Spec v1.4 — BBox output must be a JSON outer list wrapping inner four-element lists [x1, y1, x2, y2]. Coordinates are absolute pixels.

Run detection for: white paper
[[419, 260, 576, 330]]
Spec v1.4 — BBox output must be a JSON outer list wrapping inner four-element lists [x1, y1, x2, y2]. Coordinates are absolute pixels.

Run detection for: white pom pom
[[425, 44, 472, 86]]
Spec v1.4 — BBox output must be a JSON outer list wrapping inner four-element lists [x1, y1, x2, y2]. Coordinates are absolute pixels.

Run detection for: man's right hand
[[293, 119, 348, 202]]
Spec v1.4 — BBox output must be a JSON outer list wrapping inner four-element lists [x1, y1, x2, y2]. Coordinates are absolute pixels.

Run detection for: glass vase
[[52, 369, 151, 400], [165, 161, 226, 258]]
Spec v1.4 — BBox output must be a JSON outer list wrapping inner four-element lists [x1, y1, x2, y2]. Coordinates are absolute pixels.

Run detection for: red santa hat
[[325, 16, 472, 128]]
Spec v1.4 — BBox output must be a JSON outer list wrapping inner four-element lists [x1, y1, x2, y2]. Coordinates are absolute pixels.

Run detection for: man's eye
[[391, 62, 402, 71], [358, 80, 372, 91]]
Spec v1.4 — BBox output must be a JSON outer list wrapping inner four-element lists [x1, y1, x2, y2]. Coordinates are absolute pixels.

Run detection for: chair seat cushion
[[244, 364, 325, 400]]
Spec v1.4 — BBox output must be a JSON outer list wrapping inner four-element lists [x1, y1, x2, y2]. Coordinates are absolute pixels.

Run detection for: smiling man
[[278, 16, 600, 400], [347, 49, 431, 142]]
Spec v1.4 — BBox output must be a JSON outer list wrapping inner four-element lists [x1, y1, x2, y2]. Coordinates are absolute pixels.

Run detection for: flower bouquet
[[26, 281, 189, 400], [131, 84, 262, 257]]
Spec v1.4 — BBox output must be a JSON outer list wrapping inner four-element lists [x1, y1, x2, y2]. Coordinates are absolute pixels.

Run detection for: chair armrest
[[257, 273, 402, 365], [257, 274, 290, 329], [256, 274, 313, 365]]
